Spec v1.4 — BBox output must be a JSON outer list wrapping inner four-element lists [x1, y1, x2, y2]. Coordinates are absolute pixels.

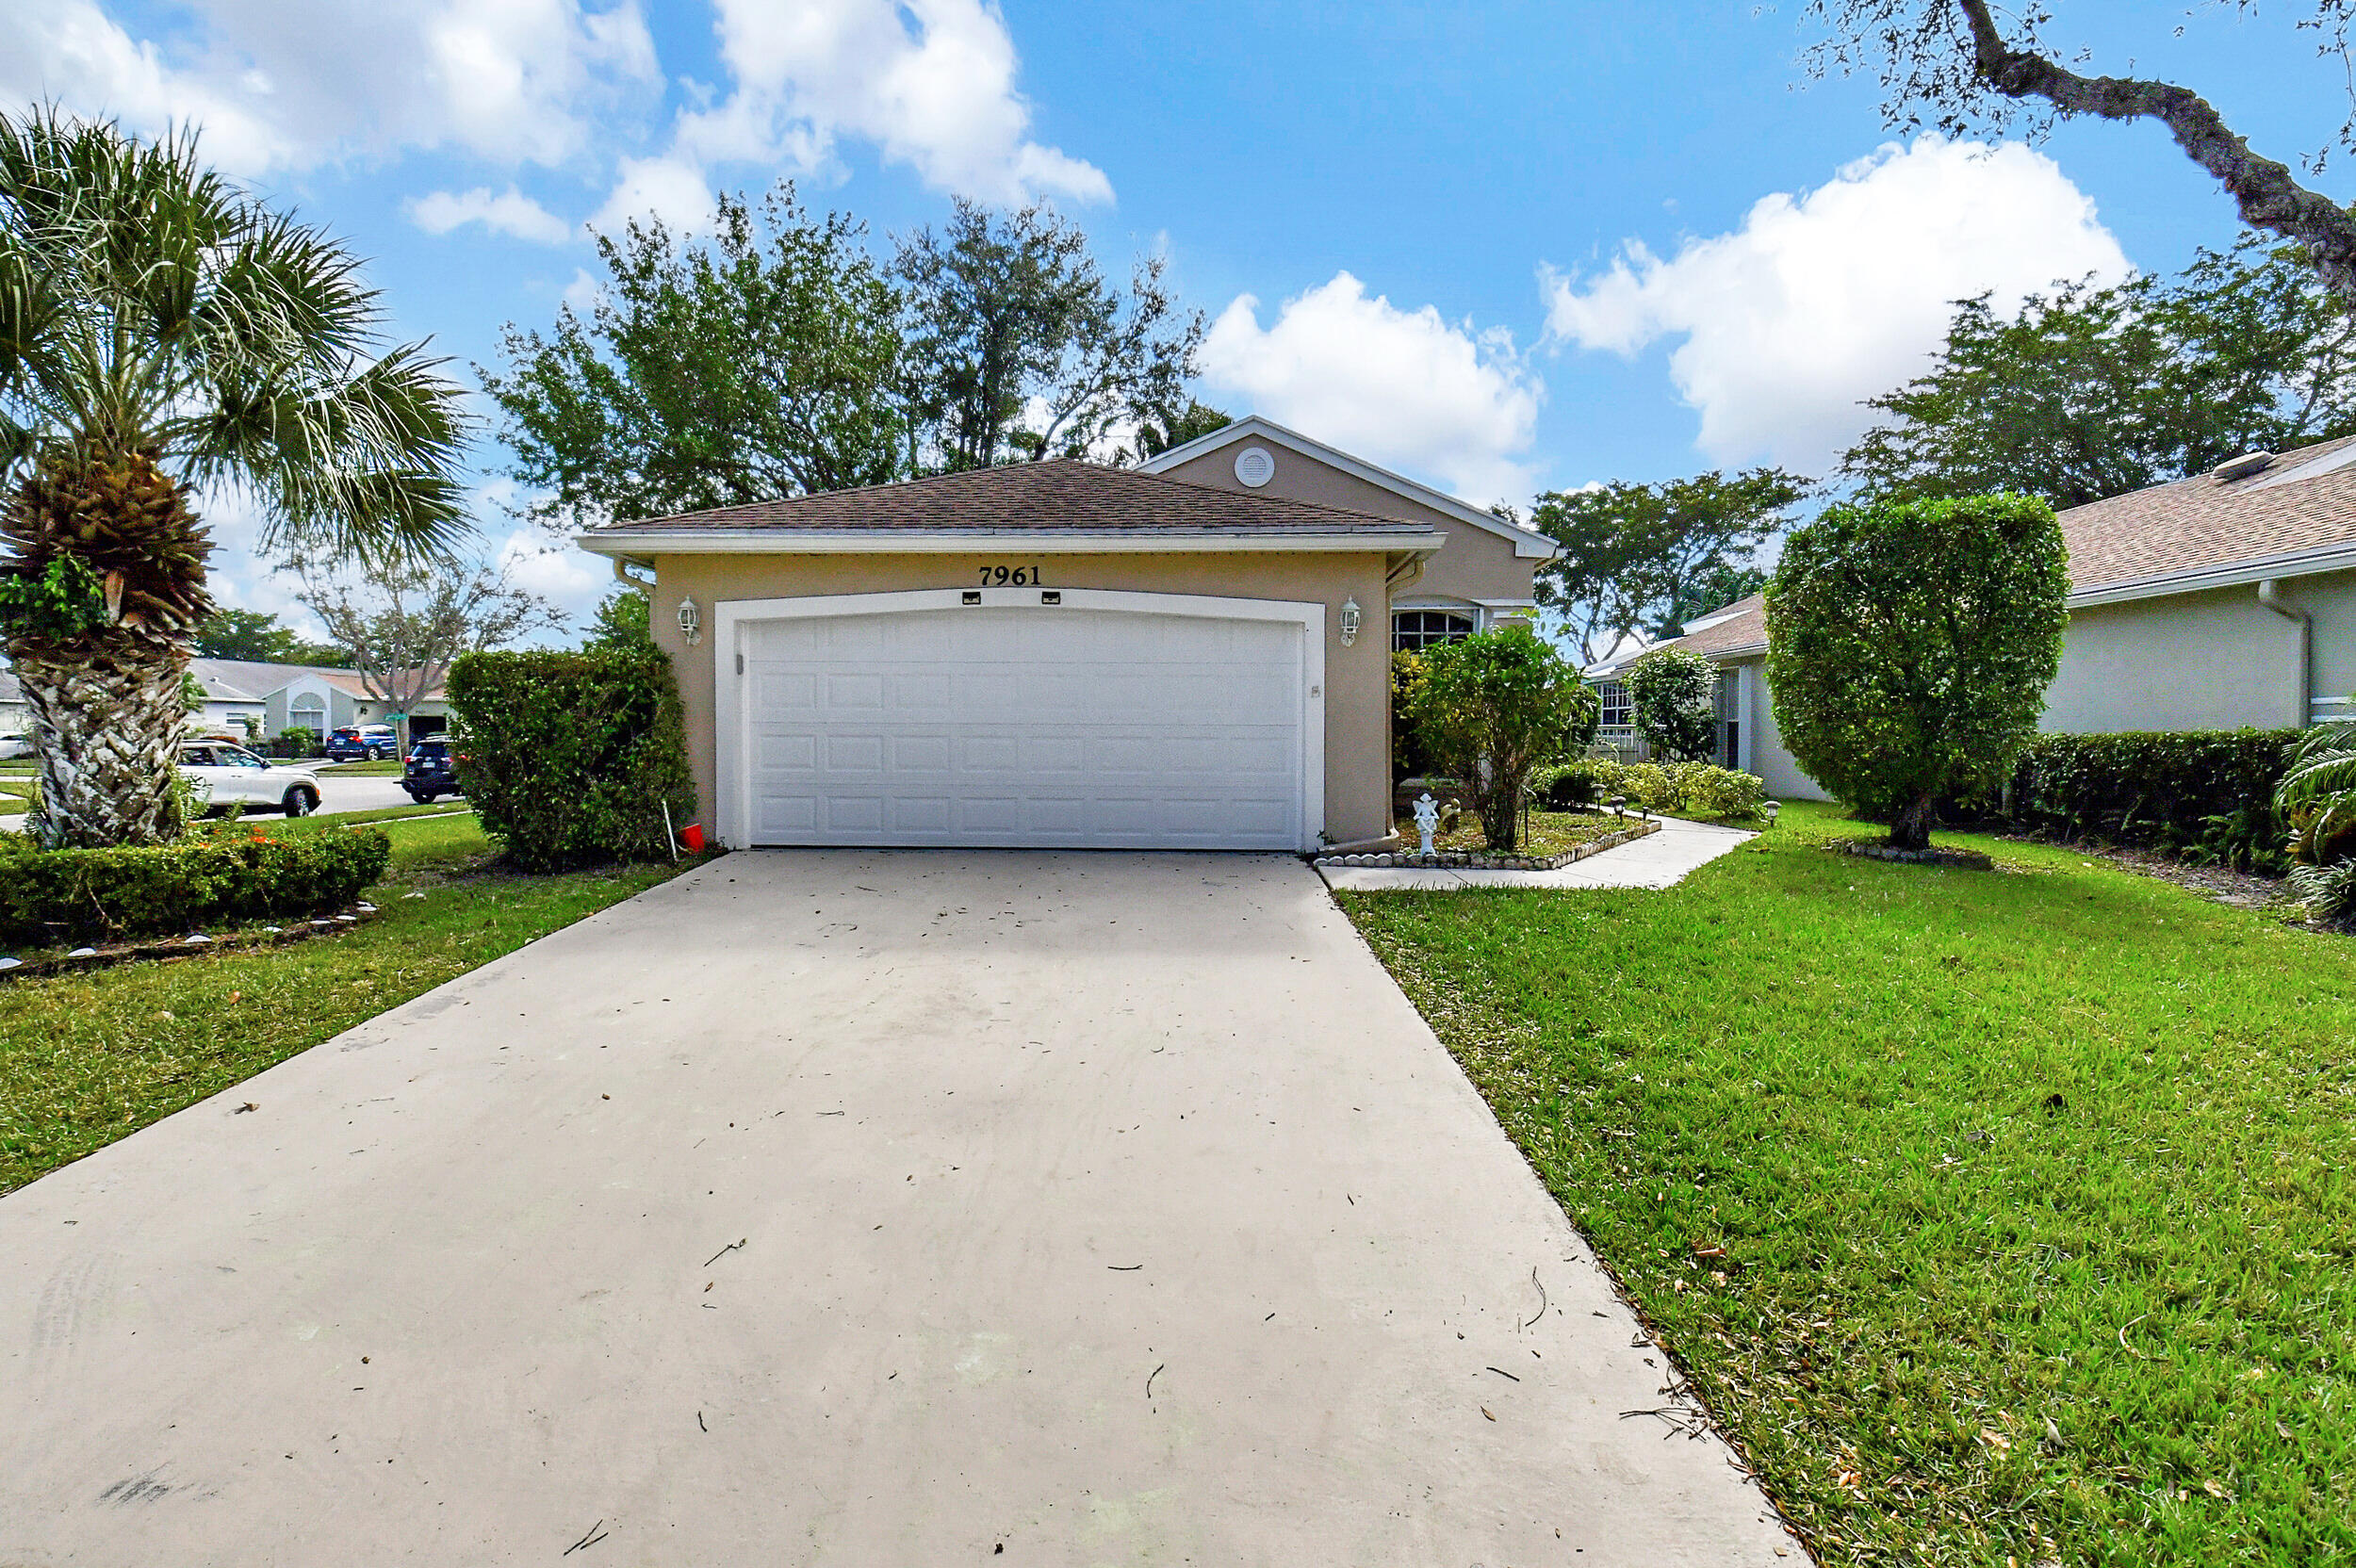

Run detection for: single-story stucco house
[[1593, 435, 2356, 801], [188, 659, 450, 742], [578, 425, 1556, 851]]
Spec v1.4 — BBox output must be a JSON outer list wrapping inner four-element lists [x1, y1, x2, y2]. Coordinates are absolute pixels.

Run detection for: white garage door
[[738, 602, 1310, 849]]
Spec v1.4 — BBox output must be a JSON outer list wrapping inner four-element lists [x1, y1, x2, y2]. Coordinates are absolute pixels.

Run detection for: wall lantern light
[[1339, 596, 1363, 647], [677, 596, 701, 646]]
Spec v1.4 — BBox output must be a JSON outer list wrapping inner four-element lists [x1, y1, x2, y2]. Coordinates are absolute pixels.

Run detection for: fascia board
[[577, 529, 1436, 556], [2067, 543, 2356, 607]]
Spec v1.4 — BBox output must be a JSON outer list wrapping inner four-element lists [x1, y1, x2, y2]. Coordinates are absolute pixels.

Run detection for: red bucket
[[679, 823, 706, 854]]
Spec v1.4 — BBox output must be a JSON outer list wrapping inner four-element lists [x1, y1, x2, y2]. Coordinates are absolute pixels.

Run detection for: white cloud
[[0, 0, 661, 175], [664, 0, 1110, 207], [588, 153, 716, 235], [407, 185, 572, 245], [496, 530, 601, 631], [1542, 139, 2133, 473], [1199, 272, 1544, 503]]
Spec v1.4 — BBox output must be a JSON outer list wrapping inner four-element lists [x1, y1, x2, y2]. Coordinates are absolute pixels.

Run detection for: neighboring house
[[1137, 416, 1556, 650], [183, 666, 269, 738], [0, 669, 26, 740], [189, 659, 450, 741], [1594, 435, 2356, 801], [580, 455, 1479, 851]]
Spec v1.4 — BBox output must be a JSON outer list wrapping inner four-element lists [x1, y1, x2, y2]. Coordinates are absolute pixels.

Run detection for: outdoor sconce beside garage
[[677, 596, 701, 645], [1339, 596, 1362, 646]]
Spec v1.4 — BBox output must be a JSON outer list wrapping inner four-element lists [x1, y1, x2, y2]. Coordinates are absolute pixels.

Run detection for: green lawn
[[1343, 801, 2354, 1567], [0, 813, 687, 1195], [315, 758, 404, 776]]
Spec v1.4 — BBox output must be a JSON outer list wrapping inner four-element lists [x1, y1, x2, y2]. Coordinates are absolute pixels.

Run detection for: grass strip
[[1342, 801, 2354, 1567], [0, 814, 684, 1195]]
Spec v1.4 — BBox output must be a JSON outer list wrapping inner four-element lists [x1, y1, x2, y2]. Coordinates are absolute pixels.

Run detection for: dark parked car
[[324, 724, 397, 761], [402, 739, 464, 803]]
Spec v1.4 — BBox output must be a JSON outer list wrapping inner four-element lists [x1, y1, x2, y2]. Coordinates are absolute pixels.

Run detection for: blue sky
[[6, 1, 2353, 638]]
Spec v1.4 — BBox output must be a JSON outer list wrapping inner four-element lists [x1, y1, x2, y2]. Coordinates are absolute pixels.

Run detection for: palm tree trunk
[[8, 628, 189, 847]]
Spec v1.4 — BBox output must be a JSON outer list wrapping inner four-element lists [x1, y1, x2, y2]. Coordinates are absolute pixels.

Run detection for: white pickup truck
[[176, 742, 323, 817]]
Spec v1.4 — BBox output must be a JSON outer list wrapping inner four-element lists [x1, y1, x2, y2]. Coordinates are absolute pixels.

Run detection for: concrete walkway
[[0, 851, 1796, 1565], [1320, 813, 1757, 891]]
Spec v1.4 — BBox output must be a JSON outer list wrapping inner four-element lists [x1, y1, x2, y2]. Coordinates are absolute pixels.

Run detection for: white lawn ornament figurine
[[1413, 792, 1440, 857]]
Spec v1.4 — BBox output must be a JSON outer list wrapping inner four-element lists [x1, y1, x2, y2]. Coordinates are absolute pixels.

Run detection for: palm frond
[[0, 103, 473, 572]]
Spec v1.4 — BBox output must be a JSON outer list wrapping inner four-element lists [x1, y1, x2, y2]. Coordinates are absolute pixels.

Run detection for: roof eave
[[2068, 540, 2356, 607], [577, 528, 1440, 556]]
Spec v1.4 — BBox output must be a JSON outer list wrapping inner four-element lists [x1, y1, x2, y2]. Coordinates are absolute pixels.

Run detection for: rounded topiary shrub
[[1767, 493, 2069, 852], [447, 645, 697, 871]]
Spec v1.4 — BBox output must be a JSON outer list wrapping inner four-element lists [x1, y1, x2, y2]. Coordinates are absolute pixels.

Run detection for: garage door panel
[[743, 605, 1307, 849]]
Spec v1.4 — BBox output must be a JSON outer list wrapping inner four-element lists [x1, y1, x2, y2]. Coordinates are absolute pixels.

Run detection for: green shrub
[[1530, 760, 1603, 809], [1405, 628, 1596, 852], [278, 725, 319, 757], [1582, 757, 1766, 820], [2010, 728, 2295, 872], [1625, 647, 1719, 760], [0, 825, 391, 944], [1391, 649, 1433, 782], [2289, 858, 2356, 927], [447, 646, 696, 871], [1768, 493, 2070, 850]]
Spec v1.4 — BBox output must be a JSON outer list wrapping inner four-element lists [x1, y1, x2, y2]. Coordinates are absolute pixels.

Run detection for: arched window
[[1392, 610, 1475, 652]]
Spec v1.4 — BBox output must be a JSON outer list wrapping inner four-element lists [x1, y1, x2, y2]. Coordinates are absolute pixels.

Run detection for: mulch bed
[[1317, 818, 1661, 872], [1837, 840, 1995, 871]]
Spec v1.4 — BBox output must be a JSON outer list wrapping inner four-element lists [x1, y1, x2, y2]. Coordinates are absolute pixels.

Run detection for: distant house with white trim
[[1592, 436, 2356, 800], [190, 659, 450, 741]]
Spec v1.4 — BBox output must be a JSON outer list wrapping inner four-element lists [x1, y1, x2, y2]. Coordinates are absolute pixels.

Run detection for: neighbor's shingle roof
[[2055, 433, 2356, 590], [591, 458, 1436, 538], [1601, 438, 2356, 674]]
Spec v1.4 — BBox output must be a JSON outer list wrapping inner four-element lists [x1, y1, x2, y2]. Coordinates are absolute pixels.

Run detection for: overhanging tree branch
[[1954, 0, 2356, 301]]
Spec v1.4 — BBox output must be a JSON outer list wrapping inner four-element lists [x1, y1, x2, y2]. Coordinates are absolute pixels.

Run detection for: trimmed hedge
[[448, 646, 696, 872], [2004, 728, 2297, 872], [0, 826, 391, 944]]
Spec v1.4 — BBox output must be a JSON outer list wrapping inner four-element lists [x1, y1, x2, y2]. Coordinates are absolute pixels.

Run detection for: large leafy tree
[[1804, 1, 2356, 302], [893, 199, 1203, 471], [0, 110, 467, 847], [299, 564, 561, 751], [485, 185, 905, 531], [1766, 494, 2070, 851], [1531, 468, 1808, 662], [1841, 238, 2356, 507], [194, 607, 343, 664]]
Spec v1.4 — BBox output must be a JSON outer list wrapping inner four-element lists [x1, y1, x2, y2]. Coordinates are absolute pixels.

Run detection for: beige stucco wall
[[1731, 659, 1829, 802], [2045, 583, 2311, 732], [1155, 444, 1539, 610], [650, 550, 1399, 845], [1735, 575, 2351, 806]]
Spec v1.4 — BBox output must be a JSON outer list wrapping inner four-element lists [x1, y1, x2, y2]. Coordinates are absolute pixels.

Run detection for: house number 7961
[[978, 564, 1042, 585]]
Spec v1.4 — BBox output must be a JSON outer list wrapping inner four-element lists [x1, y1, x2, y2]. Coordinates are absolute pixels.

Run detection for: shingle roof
[[589, 457, 1437, 538], [1599, 440, 2356, 674], [2056, 433, 2356, 590]]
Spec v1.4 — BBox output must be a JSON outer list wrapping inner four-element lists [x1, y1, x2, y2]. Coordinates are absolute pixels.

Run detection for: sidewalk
[[1318, 813, 1754, 891]]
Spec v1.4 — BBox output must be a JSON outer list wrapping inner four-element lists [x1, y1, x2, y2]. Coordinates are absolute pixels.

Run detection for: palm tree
[[0, 107, 468, 847]]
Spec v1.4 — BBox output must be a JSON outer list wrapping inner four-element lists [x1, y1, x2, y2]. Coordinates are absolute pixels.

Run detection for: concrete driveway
[[0, 853, 1798, 1565]]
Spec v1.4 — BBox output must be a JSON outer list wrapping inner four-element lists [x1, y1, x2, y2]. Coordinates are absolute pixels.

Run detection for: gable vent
[[2213, 450, 2274, 482]]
